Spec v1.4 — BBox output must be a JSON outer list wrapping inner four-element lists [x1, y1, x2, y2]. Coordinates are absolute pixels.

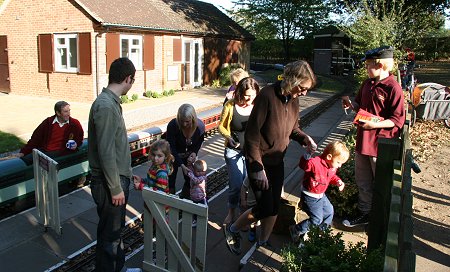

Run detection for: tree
[[337, 0, 444, 58], [230, 0, 333, 61]]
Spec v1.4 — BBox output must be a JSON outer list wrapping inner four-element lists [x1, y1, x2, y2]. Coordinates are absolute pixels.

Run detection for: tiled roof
[[74, 0, 254, 40]]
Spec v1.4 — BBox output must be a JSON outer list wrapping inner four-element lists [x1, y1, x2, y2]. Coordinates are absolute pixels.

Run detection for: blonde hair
[[149, 139, 174, 174], [230, 68, 249, 86], [176, 104, 198, 136], [193, 159, 207, 172], [367, 58, 395, 72], [280, 60, 316, 95], [322, 141, 349, 160]]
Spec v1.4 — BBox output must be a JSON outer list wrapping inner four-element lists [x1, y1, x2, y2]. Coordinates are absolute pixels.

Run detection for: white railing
[[142, 189, 208, 272]]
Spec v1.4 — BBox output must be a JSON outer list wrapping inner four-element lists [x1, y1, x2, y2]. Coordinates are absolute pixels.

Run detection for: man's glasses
[[130, 76, 135, 84]]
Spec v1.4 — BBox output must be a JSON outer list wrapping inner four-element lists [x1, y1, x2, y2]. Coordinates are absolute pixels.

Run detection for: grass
[[252, 69, 283, 83], [0, 131, 25, 153], [316, 75, 346, 93]]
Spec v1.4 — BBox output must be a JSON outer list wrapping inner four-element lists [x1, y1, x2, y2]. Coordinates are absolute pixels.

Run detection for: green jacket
[[88, 88, 132, 196]]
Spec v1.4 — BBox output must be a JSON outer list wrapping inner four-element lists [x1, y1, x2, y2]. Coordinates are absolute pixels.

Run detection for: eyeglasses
[[297, 85, 309, 92], [130, 76, 135, 84]]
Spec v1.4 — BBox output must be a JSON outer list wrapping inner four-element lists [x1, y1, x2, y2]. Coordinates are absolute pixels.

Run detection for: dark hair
[[108, 57, 136, 85], [54, 101, 69, 114], [234, 77, 260, 105]]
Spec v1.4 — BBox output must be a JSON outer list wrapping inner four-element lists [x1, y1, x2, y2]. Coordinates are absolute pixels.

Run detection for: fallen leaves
[[409, 120, 450, 162]]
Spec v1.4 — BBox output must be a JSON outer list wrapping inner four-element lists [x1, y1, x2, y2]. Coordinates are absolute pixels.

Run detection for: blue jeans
[[298, 192, 334, 234], [91, 175, 130, 272], [224, 147, 246, 209]]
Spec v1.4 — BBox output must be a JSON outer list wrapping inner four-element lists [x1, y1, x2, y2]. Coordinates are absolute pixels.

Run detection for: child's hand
[[181, 164, 191, 175], [358, 119, 377, 130], [338, 180, 345, 191], [187, 153, 196, 165], [133, 175, 142, 190], [342, 96, 353, 112]]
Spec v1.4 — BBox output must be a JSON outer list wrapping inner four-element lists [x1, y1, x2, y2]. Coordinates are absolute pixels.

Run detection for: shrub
[[281, 226, 383, 272], [168, 89, 175, 96], [327, 126, 359, 217], [145, 90, 152, 98], [211, 79, 221, 88], [131, 94, 139, 101], [162, 90, 169, 96], [120, 95, 130, 103], [218, 64, 242, 87], [151, 91, 162, 98]]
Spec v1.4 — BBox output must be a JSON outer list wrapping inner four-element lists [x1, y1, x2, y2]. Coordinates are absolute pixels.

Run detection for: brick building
[[0, 0, 254, 102]]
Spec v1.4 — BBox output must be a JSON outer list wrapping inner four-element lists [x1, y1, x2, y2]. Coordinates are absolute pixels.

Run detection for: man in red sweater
[[18, 101, 84, 165]]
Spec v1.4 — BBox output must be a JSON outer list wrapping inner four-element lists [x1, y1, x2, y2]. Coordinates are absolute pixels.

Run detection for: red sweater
[[20, 116, 84, 156], [299, 155, 341, 195]]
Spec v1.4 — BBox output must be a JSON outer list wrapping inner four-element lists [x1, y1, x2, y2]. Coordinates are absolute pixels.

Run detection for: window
[[38, 33, 91, 74], [54, 34, 78, 72], [121, 35, 142, 70]]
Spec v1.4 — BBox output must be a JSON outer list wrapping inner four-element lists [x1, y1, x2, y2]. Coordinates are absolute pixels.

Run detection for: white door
[[184, 39, 203, 87]]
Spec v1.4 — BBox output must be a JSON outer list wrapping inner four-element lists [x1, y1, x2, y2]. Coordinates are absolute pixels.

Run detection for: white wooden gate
[[33, 149, 61, 235], [142, 189, 208, 272]]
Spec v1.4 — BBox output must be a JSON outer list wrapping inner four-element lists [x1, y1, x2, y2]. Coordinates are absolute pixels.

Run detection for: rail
[[367, 113, 416, 271]]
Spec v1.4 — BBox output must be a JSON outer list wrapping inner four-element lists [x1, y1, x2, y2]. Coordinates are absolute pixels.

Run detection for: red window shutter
[[173, 38, 182, 62], [38, 34, 54, 73], [106, 33, 120, 73], [78, 32, 92, 75], [143, 35, 155, 70]]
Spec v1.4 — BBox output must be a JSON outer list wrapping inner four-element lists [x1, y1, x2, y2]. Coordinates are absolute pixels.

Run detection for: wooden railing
[[141, 189, 208, 272], [367, 117, 416, 271]]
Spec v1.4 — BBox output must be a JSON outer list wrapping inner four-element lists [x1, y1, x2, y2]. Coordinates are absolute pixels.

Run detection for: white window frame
[[120, 35, 143, 70], [54, 33, 78, 73]]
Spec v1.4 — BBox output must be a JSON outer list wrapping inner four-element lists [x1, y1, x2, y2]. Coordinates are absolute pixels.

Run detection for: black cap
[[362, 45, 394, 61]]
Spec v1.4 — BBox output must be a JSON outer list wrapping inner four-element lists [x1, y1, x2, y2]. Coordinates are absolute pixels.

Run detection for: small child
[[289, 141, 349, 244], [240, 176, 259, 242], [134, 139, 174, 193], [184, 159, 207, 204], [183, 159, 207, 227]]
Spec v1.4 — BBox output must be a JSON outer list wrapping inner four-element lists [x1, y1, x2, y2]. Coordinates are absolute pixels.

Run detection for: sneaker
[[342, 213, 369, 227], [223, 224, 241, 255], [289, 225, 301, 243], [297, 232, 309, 248], [192, 219, 197, 228], [256, 240, 272, 248], [248, 229, 256, 242]]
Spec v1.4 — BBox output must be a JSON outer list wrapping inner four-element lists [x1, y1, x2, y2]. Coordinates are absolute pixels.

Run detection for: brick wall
[[0, 0, 95, 102], [0, 0, 248, 102]]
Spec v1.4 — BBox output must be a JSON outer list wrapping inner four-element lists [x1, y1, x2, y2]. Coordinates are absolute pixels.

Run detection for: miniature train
[[0, 107, 222, 208]]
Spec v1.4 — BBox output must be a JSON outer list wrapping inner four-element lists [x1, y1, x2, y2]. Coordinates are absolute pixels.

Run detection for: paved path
[[0, 87, 228, 141]]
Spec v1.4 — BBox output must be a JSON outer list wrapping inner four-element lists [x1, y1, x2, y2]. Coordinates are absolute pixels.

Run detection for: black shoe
[[342, 213, 369, 227], [224, 224, 241, 255], [256, 240, 272, 249]]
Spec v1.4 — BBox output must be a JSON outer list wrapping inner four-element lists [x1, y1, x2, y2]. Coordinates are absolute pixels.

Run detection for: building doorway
[[0, 35, 10, 94], [183, 39, 203, 87]]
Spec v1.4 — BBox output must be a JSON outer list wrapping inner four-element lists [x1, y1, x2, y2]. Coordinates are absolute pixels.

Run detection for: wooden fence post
[[368, 137, 402, 252]]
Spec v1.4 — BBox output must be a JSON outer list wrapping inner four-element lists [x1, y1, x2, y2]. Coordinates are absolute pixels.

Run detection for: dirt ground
[[408, 61, 450, 267]]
